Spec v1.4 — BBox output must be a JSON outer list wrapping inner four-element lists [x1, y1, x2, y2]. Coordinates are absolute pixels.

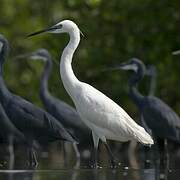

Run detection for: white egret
[[28, 20, 154, 168]]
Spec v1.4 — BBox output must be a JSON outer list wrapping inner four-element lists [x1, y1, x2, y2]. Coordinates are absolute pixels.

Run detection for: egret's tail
[[133, 126, 154, 146]]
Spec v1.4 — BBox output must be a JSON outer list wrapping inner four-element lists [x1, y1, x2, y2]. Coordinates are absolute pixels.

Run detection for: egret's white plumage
[[54, 20, 153, 146], [28, 20, 154, 167]]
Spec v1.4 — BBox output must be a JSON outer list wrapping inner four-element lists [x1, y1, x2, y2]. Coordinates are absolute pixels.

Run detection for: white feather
[[53, 20, 154, 147]]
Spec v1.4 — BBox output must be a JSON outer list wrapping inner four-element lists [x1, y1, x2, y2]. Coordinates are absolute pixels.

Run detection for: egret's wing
[[76, 83, 144, 137], [75, 83, 153, 145]]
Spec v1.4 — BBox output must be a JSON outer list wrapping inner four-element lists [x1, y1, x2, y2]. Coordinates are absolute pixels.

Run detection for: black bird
[[0, 35, 76, 167], [23, 49, 92, 164], [0, 102, 25, 169], [111, 58, 180, 168]]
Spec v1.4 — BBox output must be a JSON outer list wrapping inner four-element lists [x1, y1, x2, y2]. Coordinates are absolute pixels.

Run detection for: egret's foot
[[33, 161, 38, 168], [28, 160, 38, 168]]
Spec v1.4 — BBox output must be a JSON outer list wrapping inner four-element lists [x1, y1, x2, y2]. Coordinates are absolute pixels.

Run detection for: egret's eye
[[0, 42, 3, 52], [54, 24, 62, 29]]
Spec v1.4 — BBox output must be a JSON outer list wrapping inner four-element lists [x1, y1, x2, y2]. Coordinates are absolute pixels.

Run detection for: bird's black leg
[[164, 139, 169, 170], [104, 142, 117, 168], [158, 138, 166, 169], [144, 146, 151, 168], [62, 142, 67, 167], [8, 136, 14, 170]]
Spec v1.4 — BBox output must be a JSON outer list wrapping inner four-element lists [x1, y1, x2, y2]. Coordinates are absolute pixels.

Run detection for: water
[[0, 142, 180, 180], [0, 168, 180, 180]]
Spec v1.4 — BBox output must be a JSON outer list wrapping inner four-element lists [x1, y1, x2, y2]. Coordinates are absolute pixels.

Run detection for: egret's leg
[[104, 142, 117, 168], [72, 143, 80, 168], [31, 149, 38, 167], [8, 136, 14, 170], [28, 145, 38, 167], [92, 132, 99, 169]]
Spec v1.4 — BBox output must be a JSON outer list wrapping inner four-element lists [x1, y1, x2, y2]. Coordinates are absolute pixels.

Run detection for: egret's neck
[[60, 29, 81, 100], [40, 59, 51, 100]]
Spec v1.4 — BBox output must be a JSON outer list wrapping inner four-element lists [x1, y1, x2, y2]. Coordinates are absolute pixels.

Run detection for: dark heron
[[22, 48, 92, 165], [0, 102, 25, 169], [140, 65, 157, 167], [0, 34, 76, 167], [111, 58, 180, 168]]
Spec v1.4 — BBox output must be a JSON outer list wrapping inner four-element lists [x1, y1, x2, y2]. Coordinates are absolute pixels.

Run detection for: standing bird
[[0, 34, 76, 167], [110, 58, 180, 168], [0, 37, 26, 169], [0, 102, 25, 169], [27, 20, 153, 168], [22, 48, 92, 164]]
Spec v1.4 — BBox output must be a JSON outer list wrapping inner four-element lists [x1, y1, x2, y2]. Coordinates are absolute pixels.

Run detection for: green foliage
[[0, 0, 179, 118]]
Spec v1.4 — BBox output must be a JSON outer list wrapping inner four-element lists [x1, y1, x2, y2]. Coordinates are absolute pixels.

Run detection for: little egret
[[28, 20, 154, 168], [23, 48, 92, 164], [111, 58, 180, 168], [0, 34, 76, 167]]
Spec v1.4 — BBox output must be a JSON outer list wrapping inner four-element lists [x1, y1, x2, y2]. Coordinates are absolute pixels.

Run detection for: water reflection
[[0, 168, 180, 180], [0, 140, 180, 180]]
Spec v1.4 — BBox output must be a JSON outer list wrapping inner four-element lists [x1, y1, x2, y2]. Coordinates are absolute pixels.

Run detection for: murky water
[[0, 169, 180, 180], [0, 141, 180, 180]]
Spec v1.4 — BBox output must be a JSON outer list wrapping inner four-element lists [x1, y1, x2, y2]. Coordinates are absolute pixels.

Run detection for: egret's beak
[[80, 30, 84, 37], [27, 26, 57, 38]]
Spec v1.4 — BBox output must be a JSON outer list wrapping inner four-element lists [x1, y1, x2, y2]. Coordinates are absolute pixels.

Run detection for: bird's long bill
[[14, 53, 33, 60], [27, 26, 56, 38], [103, 62, 132, 72]]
